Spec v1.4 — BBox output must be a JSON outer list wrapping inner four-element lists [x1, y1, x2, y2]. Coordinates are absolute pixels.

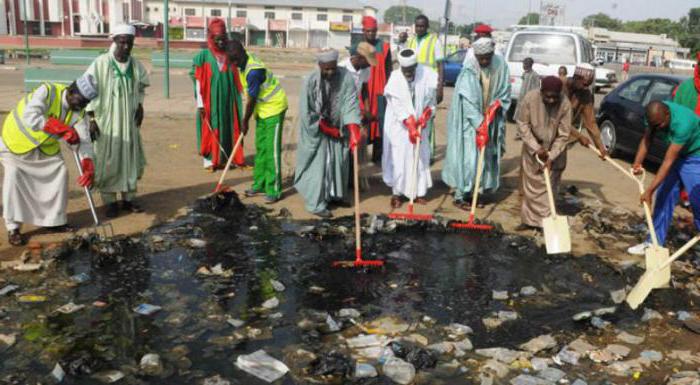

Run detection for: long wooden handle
[[215, 133, 245, 191], [409, 128, 422, 205], [543, 164, 557, 218], [353, 146, 361, 256], [655, 235, 700, 272], [470, 146, 486, 217]]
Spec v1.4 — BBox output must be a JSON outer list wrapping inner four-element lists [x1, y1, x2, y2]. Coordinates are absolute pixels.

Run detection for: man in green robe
[[85, 24, 149, 218], [442, 37, 511, 209], [190, 18, 245, 171], [294, 49, 362, 218]]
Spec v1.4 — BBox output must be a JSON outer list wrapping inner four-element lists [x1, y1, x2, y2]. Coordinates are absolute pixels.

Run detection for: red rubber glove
[[43, 117, 80, 145], [475, 100, 502, 149], [347, 124, 361, 152], [418, 107, 433, 129], [403, 115, 419, 144], [476, 129, 488, 149], [319, 119, 341, 138], [77, 158, 94, 188]]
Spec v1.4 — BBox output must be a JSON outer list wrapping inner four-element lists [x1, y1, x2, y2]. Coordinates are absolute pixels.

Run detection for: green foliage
[[582, 12, 623, 30], [518, 13, 540, 25], [383, 5, 424, 26], [168, 27, 184, 40]]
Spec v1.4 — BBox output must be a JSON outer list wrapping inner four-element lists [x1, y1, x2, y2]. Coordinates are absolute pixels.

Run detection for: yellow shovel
[[626, 234, 700, 309], [537, 156, 571, 254], [586, 145, 669, 289]]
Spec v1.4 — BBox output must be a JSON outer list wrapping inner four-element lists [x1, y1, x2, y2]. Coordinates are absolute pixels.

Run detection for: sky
[[371, 0, 697, 28]]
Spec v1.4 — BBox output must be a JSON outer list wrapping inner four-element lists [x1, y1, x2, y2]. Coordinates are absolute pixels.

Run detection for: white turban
[[574, 63, 595, 80], [472, 37, 495, 55], [111, 24, 135, 37], [398, 49, 417, 67], [76, 73, 98, 101], [316, 48, 339, 63]]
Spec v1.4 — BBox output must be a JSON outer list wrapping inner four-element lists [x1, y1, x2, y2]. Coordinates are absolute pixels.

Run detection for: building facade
[[586, 27, 690, 65]]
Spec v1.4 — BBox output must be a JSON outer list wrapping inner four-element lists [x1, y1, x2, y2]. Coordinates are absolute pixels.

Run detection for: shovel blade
[[543, 215, 571, 254], [626, 270, 655, 309], [645, 246, 670, 289]]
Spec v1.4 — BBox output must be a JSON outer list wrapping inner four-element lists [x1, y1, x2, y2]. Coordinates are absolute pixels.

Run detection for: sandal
[[8, 230, 25, 246], [391, 195, 403, 209], [414, 197, 428, 205], [121, 201, 144, 213], [453, 199, 471, 212]]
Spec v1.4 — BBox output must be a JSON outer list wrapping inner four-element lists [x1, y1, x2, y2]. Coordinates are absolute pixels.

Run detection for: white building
[[587, 27, 690, 65]]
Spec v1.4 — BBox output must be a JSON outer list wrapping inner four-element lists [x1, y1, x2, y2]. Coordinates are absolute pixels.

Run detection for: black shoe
[[105, 202, 120, 218], [314, 209, 333, 219], [44, 224, 75, 233], [8, 230, 25, 246], [121, 200, 143, 213], [245, 189, 261, 197]]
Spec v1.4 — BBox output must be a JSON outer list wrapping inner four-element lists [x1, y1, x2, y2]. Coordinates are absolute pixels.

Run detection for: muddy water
[[0, 194, 690, 384]]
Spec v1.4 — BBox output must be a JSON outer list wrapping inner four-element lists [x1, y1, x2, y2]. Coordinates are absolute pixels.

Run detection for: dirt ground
[[0, 52, 684, 264]]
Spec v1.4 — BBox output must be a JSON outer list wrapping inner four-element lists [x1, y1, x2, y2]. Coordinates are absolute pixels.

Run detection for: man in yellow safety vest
[[226, 40, 289, 203], [0, 74, 98, 245]]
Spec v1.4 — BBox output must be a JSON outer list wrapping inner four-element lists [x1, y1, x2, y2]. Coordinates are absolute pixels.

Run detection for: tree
[[383, 5, 424, 26], [517, 13, 540, 25], [582, 13, 623, 30]]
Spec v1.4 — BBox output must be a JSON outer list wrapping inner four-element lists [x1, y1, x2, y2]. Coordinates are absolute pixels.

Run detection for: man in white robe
[[0, 74, 98, 245], [382, 49, 437, 208]]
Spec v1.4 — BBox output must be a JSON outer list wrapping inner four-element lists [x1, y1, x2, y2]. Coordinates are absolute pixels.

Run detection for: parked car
[[443, 49, 467, 86], [596, 73, 688, 163]]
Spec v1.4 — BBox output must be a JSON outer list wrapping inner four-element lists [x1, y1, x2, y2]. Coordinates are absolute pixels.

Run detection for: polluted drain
[[0, 191, 696, 385]]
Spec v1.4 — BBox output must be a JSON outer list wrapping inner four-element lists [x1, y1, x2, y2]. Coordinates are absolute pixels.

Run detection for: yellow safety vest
[[240, 53, 288, 119], [1, 83, 79, 156], [408, 34, 439, 69]]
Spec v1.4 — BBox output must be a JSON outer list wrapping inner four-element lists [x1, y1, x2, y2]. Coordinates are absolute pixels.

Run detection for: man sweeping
[[382, 49, 437, 208], [294, 49, 362, 218], [360, 15, 392, 163], [225, 39, 288, 203], [563, 64, 608, 157], [85, 24, 150, 218], [190, 18, 245, 172], [0, 74, 98, 245], [628, 101, 700, 251], [517, 76, 572, 231], [442, 38, 511, 210]]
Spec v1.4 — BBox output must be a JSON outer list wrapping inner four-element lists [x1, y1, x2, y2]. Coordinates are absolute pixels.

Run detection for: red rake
[[333, 145, 384, 268], [450, 100, 502, 231], [388, 108, 434, 222]]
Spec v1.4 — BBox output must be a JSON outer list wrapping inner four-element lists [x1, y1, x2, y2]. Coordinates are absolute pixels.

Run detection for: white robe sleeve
[[22, 84, 51, 132], [195, 80, 204, 108], [73, 117, 94, 160]]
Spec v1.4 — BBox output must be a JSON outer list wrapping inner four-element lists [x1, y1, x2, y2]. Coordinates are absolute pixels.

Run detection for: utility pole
[[22, 0, 29, 65], [228, 0, 232, 29], [164, 0, 170, 98]]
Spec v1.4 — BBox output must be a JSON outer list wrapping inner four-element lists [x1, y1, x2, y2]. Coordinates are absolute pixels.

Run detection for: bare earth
[[0, 53, 689, 266]]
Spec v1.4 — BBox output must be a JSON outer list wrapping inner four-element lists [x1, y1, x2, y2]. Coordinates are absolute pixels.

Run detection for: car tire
[[599, 119, 619, 157]]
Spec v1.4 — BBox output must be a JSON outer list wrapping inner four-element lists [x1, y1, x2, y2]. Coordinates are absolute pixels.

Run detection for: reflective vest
[[240, 53, 288, 119], [407, 33, 439, 69], [2, 83, 79, 156]]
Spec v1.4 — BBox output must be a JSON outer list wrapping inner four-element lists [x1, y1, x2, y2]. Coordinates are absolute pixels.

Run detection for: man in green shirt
[[672, 52, 700, 115], [628, 101, 700, 254]]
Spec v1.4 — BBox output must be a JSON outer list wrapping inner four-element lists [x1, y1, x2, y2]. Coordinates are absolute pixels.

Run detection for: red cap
[[362, 16, 378, 29], [474, 24, 493, 34]]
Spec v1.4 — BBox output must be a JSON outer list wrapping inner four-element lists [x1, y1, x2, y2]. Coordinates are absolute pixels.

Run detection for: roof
[[176, 0, 365, 10], [588, 27, 680, 48]]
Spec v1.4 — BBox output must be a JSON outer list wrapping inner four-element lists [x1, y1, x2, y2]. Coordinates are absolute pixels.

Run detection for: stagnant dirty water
[[0, 193, 693, 384]]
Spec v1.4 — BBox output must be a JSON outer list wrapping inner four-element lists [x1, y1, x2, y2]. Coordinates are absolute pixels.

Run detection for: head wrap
[[207, 18, 228, 60], [317, 48, 339, 63], [574, 63, 595, 81], [362, 16, 378, 29], [356, 42, 377, 66], [111, 24, 135, 37], [540, 76, 563, 93], [474, 24, 493, 34], [398, 49, 417, 67], [76, 73, 98, 101], [472, 38, 495, 55]]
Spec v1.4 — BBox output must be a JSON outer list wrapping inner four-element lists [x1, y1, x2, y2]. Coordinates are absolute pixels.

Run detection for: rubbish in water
[[261, 297, 279, 310], [308, 351, 352, 377], [55, 302, 85, 314], [554, 347, 581, 366], [70, 272, 90, 284], [133, 303, 162, 316], [609, 288, 626, 304], [17, 294, 47, 303], [405, 347, 438, 370], [498, 310, 519, 321], [639, 350, 663, 362], [140, 353, 164, 376], [51, 363, 65, 382], [202, 375, 231, 385], [227, 318, 245, 328], [445, 323, 473, 336], [270, 279, 285, 292], [325, 314, 340, 332], [187, 238, 207, 248], [593, 306, 616, 316], [92, 370, 125, 383], [590, 316, 610, 329], [0, 284, 19, 296], [538, 367, 566, 382], [346, 334, 383, 349], [676, 310, 692, 321], [520, 286, 537, 296], [13, 263, 42, 272], [641, 308, 663, 322], [354, 362, 378, 378], [338, 308, 361, 318], [0, 334, 16, 347], [235, 350, 289, 383], [572, 311, 592, 321], [382, 357, 416, 385], [492, 290, 509, 300], [519, 334, 557, 353], [616, 331, 644, 345]]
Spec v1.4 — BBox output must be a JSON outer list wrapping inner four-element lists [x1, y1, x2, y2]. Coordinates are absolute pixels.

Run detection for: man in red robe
[[190, 18, 245, 171], [361, 16, 392, 163]]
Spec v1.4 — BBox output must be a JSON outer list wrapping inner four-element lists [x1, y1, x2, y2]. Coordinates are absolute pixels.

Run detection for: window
[[236, 10, 247, 17], [265, 12, 275, 19], [317, 14, 327, 21], [210, 9, 222, 16], [292, 12, 303, 20], [317, 8, 328, 11], [618, 78, 651, 103], [154, 7, 158, 12], [642, 81, 675, 106], [184, 8, 195, 16], [342, 15, 353, 22], [237, 5, 246, 8], [292, 7, 302, 10], [342, 9, 354, 13], [145, 6, 150, 12], [508, 33, 577, 65], [264, 6, 275, 9]]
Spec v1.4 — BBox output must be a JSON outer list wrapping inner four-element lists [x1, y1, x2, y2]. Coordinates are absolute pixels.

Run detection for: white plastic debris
[[187, 238, 207, 248], [354, 362, 378, 378], [261, 297, 279, 310], [270, 279, 286, 292], [382, 357, 415, 385], [55, 302, 85, 314], [140, 353, 163, 376], [325, 314, 340, 332], [51, 363, 65, 382], [133, 304, 162, 316], [346, 334, 383, 349], [235, 350, 289, 383]]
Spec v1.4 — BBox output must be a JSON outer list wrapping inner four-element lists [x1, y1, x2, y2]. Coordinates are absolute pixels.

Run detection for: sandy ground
[[0, 54, 681, 263]]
